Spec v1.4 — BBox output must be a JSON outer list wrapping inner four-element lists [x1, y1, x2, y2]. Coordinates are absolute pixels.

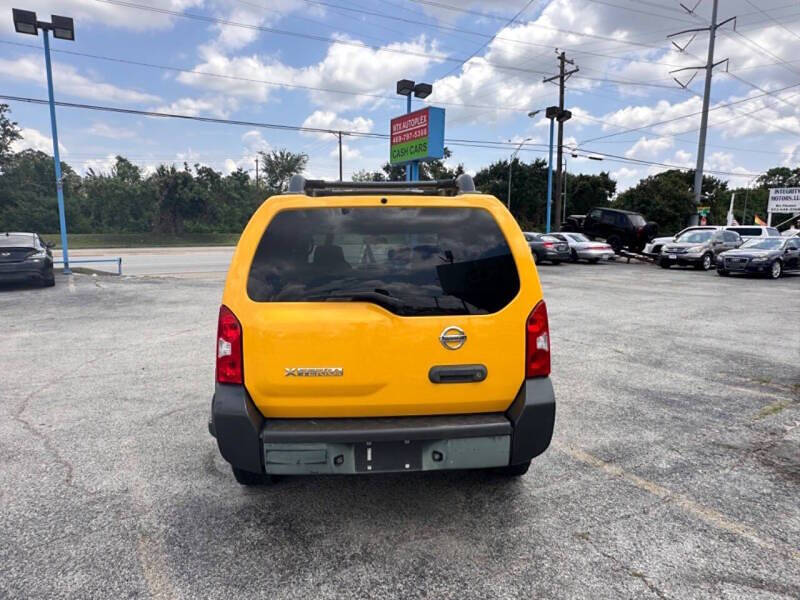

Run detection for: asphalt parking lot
[[1, 261, 798, 599]]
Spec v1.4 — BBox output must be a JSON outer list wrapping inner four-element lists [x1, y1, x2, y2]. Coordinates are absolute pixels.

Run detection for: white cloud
[[0, 0, 204, 34], [177, 35, 443, 109], [83, 154, 118, 174], [625, 136, 674, 158], [11, 127, 66, 154], [0, 55, 160, 104], [610, 167, 641, 192], [207, 0, 309, 51], [301, 111, 374, 137], [222, 129, 272, 175], [154, 96, 238, 118], [88, 122, 137, 139]]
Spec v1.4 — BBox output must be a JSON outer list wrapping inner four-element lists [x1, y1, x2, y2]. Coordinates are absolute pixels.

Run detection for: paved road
[[1, 262, 798, 599], [55, 246, 234, 276]]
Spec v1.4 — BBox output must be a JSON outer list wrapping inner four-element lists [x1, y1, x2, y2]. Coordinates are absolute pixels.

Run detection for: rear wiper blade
[[306, 289, 404, 308]]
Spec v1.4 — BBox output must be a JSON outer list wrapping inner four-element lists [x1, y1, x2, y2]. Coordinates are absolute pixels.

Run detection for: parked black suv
[[563, 208, 657, 253]]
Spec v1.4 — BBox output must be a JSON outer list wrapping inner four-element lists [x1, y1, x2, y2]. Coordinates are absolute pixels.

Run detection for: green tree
[[0, 104, 22, 174], [0, 149, 82, 231], [474, 158, 549, 228], [258, 149, 308, 191], [616, 169, 728, 233], [563, 171, 616, 217]]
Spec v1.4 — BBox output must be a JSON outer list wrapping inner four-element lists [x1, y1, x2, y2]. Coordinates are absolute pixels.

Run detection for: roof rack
[[286, 174, 476, 197]]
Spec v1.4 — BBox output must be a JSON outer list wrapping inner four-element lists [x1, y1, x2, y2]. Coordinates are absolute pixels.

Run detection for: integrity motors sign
[[390, 106, 445, 165], [768, 188, 800, 213]]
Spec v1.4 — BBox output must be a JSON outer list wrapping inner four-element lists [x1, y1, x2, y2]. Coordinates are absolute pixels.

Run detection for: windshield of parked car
[[566, 233, 590, 242], [675, 231, 713, 243], [741, 238, 783, 250], [628, 214, 646, 227], [247, 206, 520, 316]]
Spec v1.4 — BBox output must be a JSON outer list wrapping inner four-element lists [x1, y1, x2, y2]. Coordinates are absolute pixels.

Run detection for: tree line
[[0, 104, 795, 236]]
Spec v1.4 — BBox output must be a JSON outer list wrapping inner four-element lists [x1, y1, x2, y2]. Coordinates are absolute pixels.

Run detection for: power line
[[87, 0, 687, 90], [743, 0, 800, 43], [436, 0, 536, 80], [577, 79, 800, 145], [0, 39, 544, 115], [2, 93, 762, 177]]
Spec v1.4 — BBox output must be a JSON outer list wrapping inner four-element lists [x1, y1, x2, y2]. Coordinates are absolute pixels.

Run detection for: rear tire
[[570, 249, 579, 262], [495, 461, 531, 477], [769, 260, 782, 279], [232, 466, 272, 486], [588, 258, 599, 264], [41, 269, 55, 287], [659, 257, 671, 269], [608, 236, 622, 254], [551, 260, 561, 265]]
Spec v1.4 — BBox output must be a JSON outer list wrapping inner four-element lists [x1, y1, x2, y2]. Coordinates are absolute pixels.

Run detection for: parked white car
[[645, 225, 780, 256], [550, 232, 615, 263]]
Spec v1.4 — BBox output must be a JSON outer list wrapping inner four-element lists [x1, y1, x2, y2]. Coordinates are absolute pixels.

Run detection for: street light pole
[[12, 9, 75, 274], [507, 138, 531, 210], [42, 29, 70, 274], [545, 118, 555, 233], [507, 110, 541, 211]]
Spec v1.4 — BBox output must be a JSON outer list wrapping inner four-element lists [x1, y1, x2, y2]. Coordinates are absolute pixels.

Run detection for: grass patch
[[40, 232, 240, 249], [755, 400, 791, 420]]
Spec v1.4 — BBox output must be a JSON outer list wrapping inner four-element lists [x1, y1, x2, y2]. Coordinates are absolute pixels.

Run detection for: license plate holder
[[355, 440, 423, 472], [668, 254, 677, 260]]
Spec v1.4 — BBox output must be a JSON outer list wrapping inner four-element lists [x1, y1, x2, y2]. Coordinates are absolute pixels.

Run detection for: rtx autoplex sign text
[[390, 106, 445, 164]]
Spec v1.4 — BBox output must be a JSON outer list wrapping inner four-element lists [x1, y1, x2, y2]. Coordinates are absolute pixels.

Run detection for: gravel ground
[[1, 261, 798, 599]]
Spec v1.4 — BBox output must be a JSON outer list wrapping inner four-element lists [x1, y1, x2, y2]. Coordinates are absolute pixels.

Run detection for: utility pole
[[668, 0, 735, 225], [544, 50, 578, 231], [338, 131, 343, 181]]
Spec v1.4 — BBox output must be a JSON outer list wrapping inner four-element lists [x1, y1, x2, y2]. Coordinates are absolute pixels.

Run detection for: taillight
[[543, 242, 554, 248], [525, 300, 550, 378], [216, 305, 243, 384]]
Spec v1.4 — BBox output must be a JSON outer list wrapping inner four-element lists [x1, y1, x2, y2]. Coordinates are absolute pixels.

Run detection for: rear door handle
[[429, 364, 488, 383]]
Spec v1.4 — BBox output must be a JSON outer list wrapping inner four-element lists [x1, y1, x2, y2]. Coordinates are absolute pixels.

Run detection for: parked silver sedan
[[551, 232, 615, 263]]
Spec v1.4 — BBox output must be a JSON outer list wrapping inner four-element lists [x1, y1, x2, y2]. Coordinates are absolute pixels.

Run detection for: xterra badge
[[285, 367, 344, 377]]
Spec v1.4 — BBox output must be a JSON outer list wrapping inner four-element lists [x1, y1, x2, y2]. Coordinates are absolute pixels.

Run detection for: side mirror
[[45, 241, 55, 249]]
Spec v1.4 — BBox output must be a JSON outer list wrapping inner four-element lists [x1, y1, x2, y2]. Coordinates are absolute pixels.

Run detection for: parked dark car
[[523, 232, 570, 265], [0, 232, 55, 287], [564, 207, 657, 253], [659, 229, 742, 271], [717, 236, 800, 279]]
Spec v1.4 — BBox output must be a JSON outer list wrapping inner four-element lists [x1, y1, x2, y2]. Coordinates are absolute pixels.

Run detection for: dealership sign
[[768, 187, 800, 213], [390, 106, 445, 164]]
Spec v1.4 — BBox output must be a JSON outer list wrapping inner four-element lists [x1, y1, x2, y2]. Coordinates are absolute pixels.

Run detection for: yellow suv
[[209, 175, 555, 485]]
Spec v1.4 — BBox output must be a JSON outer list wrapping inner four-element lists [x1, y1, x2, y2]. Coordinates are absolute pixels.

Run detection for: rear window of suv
[[246, 206, 520, 316]]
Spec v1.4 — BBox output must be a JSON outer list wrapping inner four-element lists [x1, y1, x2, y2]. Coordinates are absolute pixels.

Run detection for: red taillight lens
[[216, 305, 243, 384], [525, 300, 550, 378], [543, 242, 554, 248]]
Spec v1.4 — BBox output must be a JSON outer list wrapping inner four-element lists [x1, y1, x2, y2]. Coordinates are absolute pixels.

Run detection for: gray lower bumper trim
[[264, 436, 511, 475]]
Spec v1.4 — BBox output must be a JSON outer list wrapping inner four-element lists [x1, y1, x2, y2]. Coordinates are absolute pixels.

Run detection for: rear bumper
[[577, 249, 614, 260], [0, 261, 49, 281], [210, 378, 556, 475], [545, 250, 571, 261]]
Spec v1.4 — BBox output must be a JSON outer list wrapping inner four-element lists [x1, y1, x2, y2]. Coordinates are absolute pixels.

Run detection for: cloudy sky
[[2, 0, 799, 191]]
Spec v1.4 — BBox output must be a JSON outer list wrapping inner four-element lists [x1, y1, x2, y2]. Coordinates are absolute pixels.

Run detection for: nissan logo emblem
[[439, 326, 466, 350]]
